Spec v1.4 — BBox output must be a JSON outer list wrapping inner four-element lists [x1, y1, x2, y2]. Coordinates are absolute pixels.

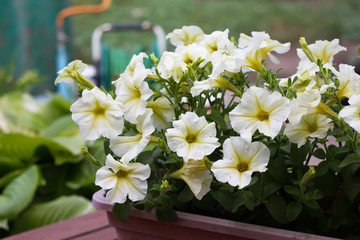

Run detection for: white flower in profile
[[190, 79, 211, 97], [339, 95, 360, 132], [170, 159, 212, 200], [229, 86, 290, 142], [238, 32, 290, 72], [201, 29, 233, 54], [165, 112, 220, 161], [110, 109, 155, 163], [297, 39, 346, 69], [157, 51, 185, 83], [284, 114, 333, 147], [288, 82, 337, 124], [55, 60, 88, 84], [95, 154, 151, 204], [112, 52, 151, 89], [70, 87, 124, 140], [175, 43, 210, 70], [166, 25, 205, 47], [279, 62, 319, 89], [146, 97, 175, 130], [115, 74, 153, 124], [211, 137, 270, 189], [324, 63, 360, 99]]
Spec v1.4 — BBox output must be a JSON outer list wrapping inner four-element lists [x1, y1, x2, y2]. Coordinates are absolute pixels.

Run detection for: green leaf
[[40, 115, 79, 138], [159, 194, 173, 210], [291, 142, 310, 168], [0, 165, 40, 220], [0, 133, 81, 168], [284, 185, 301, 196], [206, 110, 227, 130], [12, 195, 95, 234], [287, 201, 302, 222], [65, 159, 98, 190], [0, 218, 9, 231], [112, 201, 131, 222], [265, 194, 288, 224], [0, 169, 23, 189], [338, 153, 360, 168], [156, 208, 178, 221], [137, 151, 154, 165], [312, 148, 326, 159], [267, 156, 288, 184], [242, 191, 258, 211], [211, 189, 234, 212], [178, 185, 194, 203], [231, 194, 244, 213]]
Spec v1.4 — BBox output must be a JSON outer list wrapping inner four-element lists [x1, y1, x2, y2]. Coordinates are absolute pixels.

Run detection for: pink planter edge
[[92, 189, 340, 240]]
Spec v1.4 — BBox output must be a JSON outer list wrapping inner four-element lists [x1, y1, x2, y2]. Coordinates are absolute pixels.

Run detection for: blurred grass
[[70, 0, 360, 62]]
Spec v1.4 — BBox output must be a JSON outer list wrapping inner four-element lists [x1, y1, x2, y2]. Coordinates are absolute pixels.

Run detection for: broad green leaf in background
[[0, 218, 9, 231], [0, 165, 40, 220], [0, 133, 82, 173], [11, 195, 95, 234]]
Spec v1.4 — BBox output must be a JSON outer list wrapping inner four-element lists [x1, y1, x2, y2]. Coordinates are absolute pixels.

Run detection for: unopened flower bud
[[160, 180, 171, 192], [301, 166, 316, 186], [299, 37, 316, 63]]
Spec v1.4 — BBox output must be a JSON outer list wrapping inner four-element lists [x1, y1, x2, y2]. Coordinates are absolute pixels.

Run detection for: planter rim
[[92, 190, 340, 240]]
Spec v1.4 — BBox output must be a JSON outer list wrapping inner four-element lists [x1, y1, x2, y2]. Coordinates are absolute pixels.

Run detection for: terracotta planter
[[92, 190, 340, 240]]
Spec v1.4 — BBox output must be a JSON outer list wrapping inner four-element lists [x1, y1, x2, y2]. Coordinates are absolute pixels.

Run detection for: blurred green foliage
[[0, 68, 104, 237], [70, 0, 360, 61]]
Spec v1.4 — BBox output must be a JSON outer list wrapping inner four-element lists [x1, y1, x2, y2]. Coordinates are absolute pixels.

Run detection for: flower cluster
[[56, 25, 360, 236]]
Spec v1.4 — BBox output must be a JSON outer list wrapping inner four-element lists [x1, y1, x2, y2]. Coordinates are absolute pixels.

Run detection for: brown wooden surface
[[3, 211, 117, 240]]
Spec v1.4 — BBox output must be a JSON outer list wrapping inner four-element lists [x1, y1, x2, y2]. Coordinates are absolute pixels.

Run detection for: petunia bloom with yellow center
[[339, 95, 360, 133], [229, 86, 290, 142], [165, 112, 220, 161], [211, 137, 270, 189], [284, 114, 333, 147], [169, 158, 212, 200], [70, 87, 124, 141], [95, 154, 151, 204]]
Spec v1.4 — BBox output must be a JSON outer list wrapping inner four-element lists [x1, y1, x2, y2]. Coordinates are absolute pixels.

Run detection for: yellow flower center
[[186, 133, 197, 143], [183, 54, 193, 65], [93, 105, 106, 116], [237, 162, 249, 173], [115, 169, 128, 178], [257, 110, 269, 121]]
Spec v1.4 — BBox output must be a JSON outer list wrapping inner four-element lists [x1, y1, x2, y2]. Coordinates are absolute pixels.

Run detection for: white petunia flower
[[55, 60, 88, 85], [175, 43, 210, 70], [238, 32, 290, 72], [288, 82, 337, 124], [284, 114, 333, 147], [115, 74, 153, 124], [339, 95, 360, 132], [110, 109, 155, 163], [190, 80, 211, 96], [201, 29, 233, 54], [229, 86, 290, 142], [166, 25, 205, 47], [324, 63, 360, 99], [70, 87, 124, 140], [112, 52, 151, 90], [157, 51, 185, 83], [297, 39, 346, 69], [170, 159, 212, 200], [165, 112, 220, 161], [146, 97, 175, 130], [211, 137, 270, 189], [95, 154, 151, 204]]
